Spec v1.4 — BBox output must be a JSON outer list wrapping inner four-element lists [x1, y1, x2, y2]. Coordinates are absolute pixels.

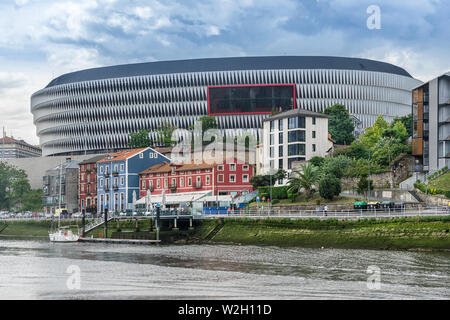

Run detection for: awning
[[200, 195, 235, 203], [135, 190, 211, 205]]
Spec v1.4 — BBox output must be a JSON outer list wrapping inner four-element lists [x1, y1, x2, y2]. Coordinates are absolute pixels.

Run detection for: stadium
[[31, 56, 422, 156]]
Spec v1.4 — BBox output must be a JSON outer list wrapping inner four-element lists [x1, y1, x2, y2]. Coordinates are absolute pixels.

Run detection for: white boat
[[49, 226, 80, 242]]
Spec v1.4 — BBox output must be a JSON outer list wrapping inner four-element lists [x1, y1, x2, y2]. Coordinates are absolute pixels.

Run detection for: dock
[[78, 237, 161, 245]]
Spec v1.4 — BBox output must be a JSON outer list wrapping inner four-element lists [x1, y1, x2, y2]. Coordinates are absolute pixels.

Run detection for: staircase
[[84, 216, 115, 235], [408, 190, 424, 203], [204, 219, 225, 241], [0, 223, 8, 234]]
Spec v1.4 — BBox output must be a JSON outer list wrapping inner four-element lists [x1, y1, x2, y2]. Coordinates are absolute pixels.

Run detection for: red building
[[139, 159, 254, 199], [78, 155, 104, 213]]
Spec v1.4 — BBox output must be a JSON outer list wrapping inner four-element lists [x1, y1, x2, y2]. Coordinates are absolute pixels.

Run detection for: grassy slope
[[197, 217, 450, 250], [429, 171, 450, 192]]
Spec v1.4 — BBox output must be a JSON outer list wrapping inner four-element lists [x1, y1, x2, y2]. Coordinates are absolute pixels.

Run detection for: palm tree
[[288, 163, 320, 198]]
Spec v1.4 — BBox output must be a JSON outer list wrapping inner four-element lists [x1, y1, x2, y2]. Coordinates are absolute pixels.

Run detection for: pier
[[78, 237, 161, 245]]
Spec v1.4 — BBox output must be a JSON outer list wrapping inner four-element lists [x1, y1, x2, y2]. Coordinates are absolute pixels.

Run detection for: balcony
[[112, 171, 119, 177], [170, 184, 177, 192], [194, 182, 202, 189], [113, 184, 119, 191], [104, 172, 110, 177], [105, 186, 110, 191]]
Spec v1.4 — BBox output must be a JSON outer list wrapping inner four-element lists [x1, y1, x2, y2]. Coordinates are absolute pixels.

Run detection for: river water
[[0, 240, 449, 300]]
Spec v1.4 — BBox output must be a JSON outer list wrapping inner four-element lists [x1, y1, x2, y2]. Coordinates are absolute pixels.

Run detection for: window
[[243, 174, 249, 183], [312, 131, 316, 139], [279, 132, 283, 144], [312, 144, 316, 152], [288, 116, 305, 129], [270, 160, 274, 169], [218, 165, 224, 171], [164, 179, 168, 188], [120, 164, 124, 171], [121, 193, 124, 201], [229, 164, 236, 171], [279, 146, 283, 157], [208, 84, 295, 115], [171, 178, 176, 187], [206, 176, 210, 185], [143, 181, 146, 189], [180, 177, 184, 187], [312, 117, 316, 125], [270, 134, 274, 145], [120, 177, 124, 185], [278, 178, 283, 185], [288, 144, 306, 156], [218, 174, 224, 182], [243, 165, 249, 171], [279, 158, 283, 169], [270, 147, 274, 158], [100, 179, 103, 187], [114, 165, 118, 172], [150, 180, 154, 189], [188, 177, 192, 186], [100, 166, 104, 174], [157, 179, 161, 188], [139, 153, 144, 159], [229, 174, 236, 183], [278, 119, 283, 131], [270, 121, 275, 132], [288, 130, 306, 143]]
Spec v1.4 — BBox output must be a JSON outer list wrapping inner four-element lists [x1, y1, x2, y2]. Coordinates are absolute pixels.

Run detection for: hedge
[[257, 186, 290, 200]]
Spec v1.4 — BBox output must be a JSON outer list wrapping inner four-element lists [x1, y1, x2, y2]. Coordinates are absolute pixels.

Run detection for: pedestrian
[[324, 205, 328, 217]]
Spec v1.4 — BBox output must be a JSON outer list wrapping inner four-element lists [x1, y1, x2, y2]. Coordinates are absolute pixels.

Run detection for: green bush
[[446, 191, 450, 199], [271, 199, 280, 205], [257, 186, 289, 200], [319, 174, 341, 200]]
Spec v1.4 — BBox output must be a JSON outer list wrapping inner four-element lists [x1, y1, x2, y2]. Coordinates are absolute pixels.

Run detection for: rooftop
[[0, 136, 41, 151], [98, 148, 147, 163], [44, 56, 413, 88], [264, 108, 330, 122]]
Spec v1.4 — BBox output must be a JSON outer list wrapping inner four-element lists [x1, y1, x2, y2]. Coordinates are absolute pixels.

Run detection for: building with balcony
[[78, 155, 105, 213], [261, 108, 330, 185], [96, 148, 170, 213], [412, 72, 450, 173], [139, 160, 254, 201], [0, 135, 41, 159], [42, 158, 79, 214]]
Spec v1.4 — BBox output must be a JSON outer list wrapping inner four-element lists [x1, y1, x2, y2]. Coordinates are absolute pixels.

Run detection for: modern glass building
[[31, 56, 422, 156], [412, 72, 450, 173]]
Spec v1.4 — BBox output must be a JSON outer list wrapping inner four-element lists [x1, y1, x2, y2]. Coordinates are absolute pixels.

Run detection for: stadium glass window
[[208, 85, 295, 115], [278, 119, 283, 131], [279, 132, 283, 144]]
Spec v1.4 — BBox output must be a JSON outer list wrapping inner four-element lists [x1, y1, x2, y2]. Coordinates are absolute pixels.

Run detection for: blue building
[[96, 148, 170, 213]]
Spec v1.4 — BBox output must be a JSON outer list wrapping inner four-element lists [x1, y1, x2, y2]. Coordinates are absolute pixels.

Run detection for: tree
[[0, 162, 28, 210], [357, 175, 373, 195], [321, 155, 353, 179], [250, 169, 286, 188], [128, 129, 152, 148], [189, 115, 219, 146], [288, 163, 320, 198], [392, 114, 412, 137], [309, 156, 326, 168], [156, 121, 177, 147], [319, 174, 341, 200], [22, 189, 43, 211], [323, 104, 355, 145], [359, 115, 389, 149], [10, 177, 31, 210]]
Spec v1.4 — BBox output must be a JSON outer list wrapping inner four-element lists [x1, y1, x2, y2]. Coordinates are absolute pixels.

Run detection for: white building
[[262, 109, 330, 185]]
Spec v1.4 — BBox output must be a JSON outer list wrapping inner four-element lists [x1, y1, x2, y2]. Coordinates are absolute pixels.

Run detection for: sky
[[0, 0, 449, 145]]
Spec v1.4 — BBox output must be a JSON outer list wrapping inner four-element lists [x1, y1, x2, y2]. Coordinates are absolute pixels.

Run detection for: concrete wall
[[2, 155, 96, 189]]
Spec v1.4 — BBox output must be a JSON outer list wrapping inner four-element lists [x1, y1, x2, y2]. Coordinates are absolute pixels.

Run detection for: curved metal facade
[[31, 57, 422, 156]]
